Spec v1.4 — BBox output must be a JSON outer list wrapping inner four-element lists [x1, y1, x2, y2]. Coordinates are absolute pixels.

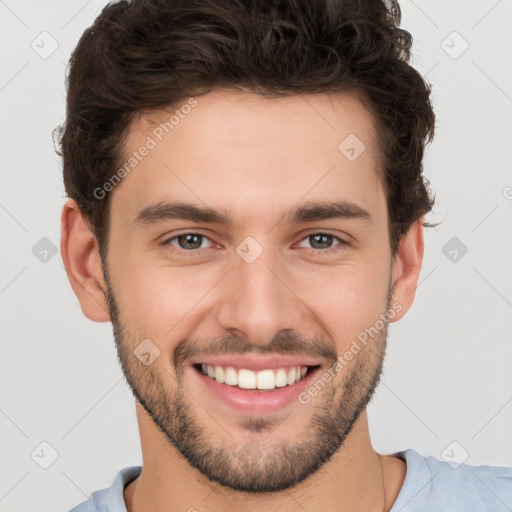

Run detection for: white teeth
[[286, 367, 296, 385], [214, 365, 225, 384], [274, 368, 288, 387], [224, 366, 238, 386], [200, 364, 312, 390], [238, 369, 256, 389], [256, 369, 275, 390]]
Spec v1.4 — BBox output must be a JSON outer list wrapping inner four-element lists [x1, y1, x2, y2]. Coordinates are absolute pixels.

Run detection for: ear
[[389, 217, 425, 322], [60, 199, 111, 322]]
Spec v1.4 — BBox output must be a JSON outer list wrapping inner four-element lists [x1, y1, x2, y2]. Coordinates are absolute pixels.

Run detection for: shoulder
[[391, 448, 512, 512], [425, 452, 512, 509], [68, 466, 142, 512]]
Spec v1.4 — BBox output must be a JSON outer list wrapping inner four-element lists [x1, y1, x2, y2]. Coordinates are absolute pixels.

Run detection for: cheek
[[297, 260, 391, 344], [113, 261, 220, 335]]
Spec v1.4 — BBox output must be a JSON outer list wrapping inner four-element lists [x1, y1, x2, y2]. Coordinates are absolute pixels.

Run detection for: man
[[57, 0, 512, 510]]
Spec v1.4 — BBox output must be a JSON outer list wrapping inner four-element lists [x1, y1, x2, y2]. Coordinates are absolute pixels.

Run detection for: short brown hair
[[54, 0, 436, 257]]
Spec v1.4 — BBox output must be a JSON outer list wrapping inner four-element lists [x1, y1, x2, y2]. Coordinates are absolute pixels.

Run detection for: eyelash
[[162, 231, 349, 256]]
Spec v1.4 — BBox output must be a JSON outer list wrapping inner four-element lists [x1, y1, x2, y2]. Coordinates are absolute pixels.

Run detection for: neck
[[124, 404, 406, 512]]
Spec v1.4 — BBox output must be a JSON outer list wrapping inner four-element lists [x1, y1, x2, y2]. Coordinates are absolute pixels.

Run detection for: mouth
[[189, 361, 323, 415], [192, 363, 322, 391]]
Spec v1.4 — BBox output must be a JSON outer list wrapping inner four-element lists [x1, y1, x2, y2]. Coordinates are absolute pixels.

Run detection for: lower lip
[[190, 365, 322, 415]]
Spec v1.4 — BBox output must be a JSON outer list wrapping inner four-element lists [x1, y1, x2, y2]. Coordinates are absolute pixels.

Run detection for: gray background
[[1, 1, 511, 511]]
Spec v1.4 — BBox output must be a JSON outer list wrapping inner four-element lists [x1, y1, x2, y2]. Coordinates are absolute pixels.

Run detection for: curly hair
[[54, 0, 436, 257]]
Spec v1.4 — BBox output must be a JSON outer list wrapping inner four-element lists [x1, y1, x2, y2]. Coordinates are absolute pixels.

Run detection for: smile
[[191, 361, 323, 414], [196, 363, 320, 391]]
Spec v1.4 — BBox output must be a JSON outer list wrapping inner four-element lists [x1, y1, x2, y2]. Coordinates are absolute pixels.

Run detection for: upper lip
[[189, 355, 322, 372]]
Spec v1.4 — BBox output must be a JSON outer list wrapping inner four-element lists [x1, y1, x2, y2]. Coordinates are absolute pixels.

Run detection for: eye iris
[[178, 234, 202, 250], [310, 234, 333, 249]]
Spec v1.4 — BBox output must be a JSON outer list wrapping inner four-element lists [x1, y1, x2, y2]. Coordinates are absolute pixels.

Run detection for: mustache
[[173, 330, 338, 372]]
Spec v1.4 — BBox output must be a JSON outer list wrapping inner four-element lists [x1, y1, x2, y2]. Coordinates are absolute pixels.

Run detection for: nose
[[214, 245, 305, 346]]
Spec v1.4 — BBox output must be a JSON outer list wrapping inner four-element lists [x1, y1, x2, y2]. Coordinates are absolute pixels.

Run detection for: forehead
[[112, 88, 386, 227]]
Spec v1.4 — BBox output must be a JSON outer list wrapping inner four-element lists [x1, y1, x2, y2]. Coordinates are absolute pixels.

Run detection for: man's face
[[102, 89, 396, 492]]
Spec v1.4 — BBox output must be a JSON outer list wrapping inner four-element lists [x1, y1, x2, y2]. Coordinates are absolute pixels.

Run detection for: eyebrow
[[133, 200, 372, 227]]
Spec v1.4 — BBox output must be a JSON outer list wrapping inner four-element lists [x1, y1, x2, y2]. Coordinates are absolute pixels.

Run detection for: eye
[[164, 232, 214, 251], [296, 233, 347, 253], [162, 231, 349, 255]]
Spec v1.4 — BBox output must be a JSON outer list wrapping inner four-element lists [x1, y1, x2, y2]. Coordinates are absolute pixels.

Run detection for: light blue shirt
[[69, 448, 512, 511]]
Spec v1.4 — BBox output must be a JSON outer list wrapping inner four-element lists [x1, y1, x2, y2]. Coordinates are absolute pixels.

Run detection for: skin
[[61, 89, 424, 512]]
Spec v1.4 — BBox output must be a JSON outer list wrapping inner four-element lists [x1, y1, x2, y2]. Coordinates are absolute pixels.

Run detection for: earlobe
[[389, 218, 425, 323], [60, 199, 111, 322]]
